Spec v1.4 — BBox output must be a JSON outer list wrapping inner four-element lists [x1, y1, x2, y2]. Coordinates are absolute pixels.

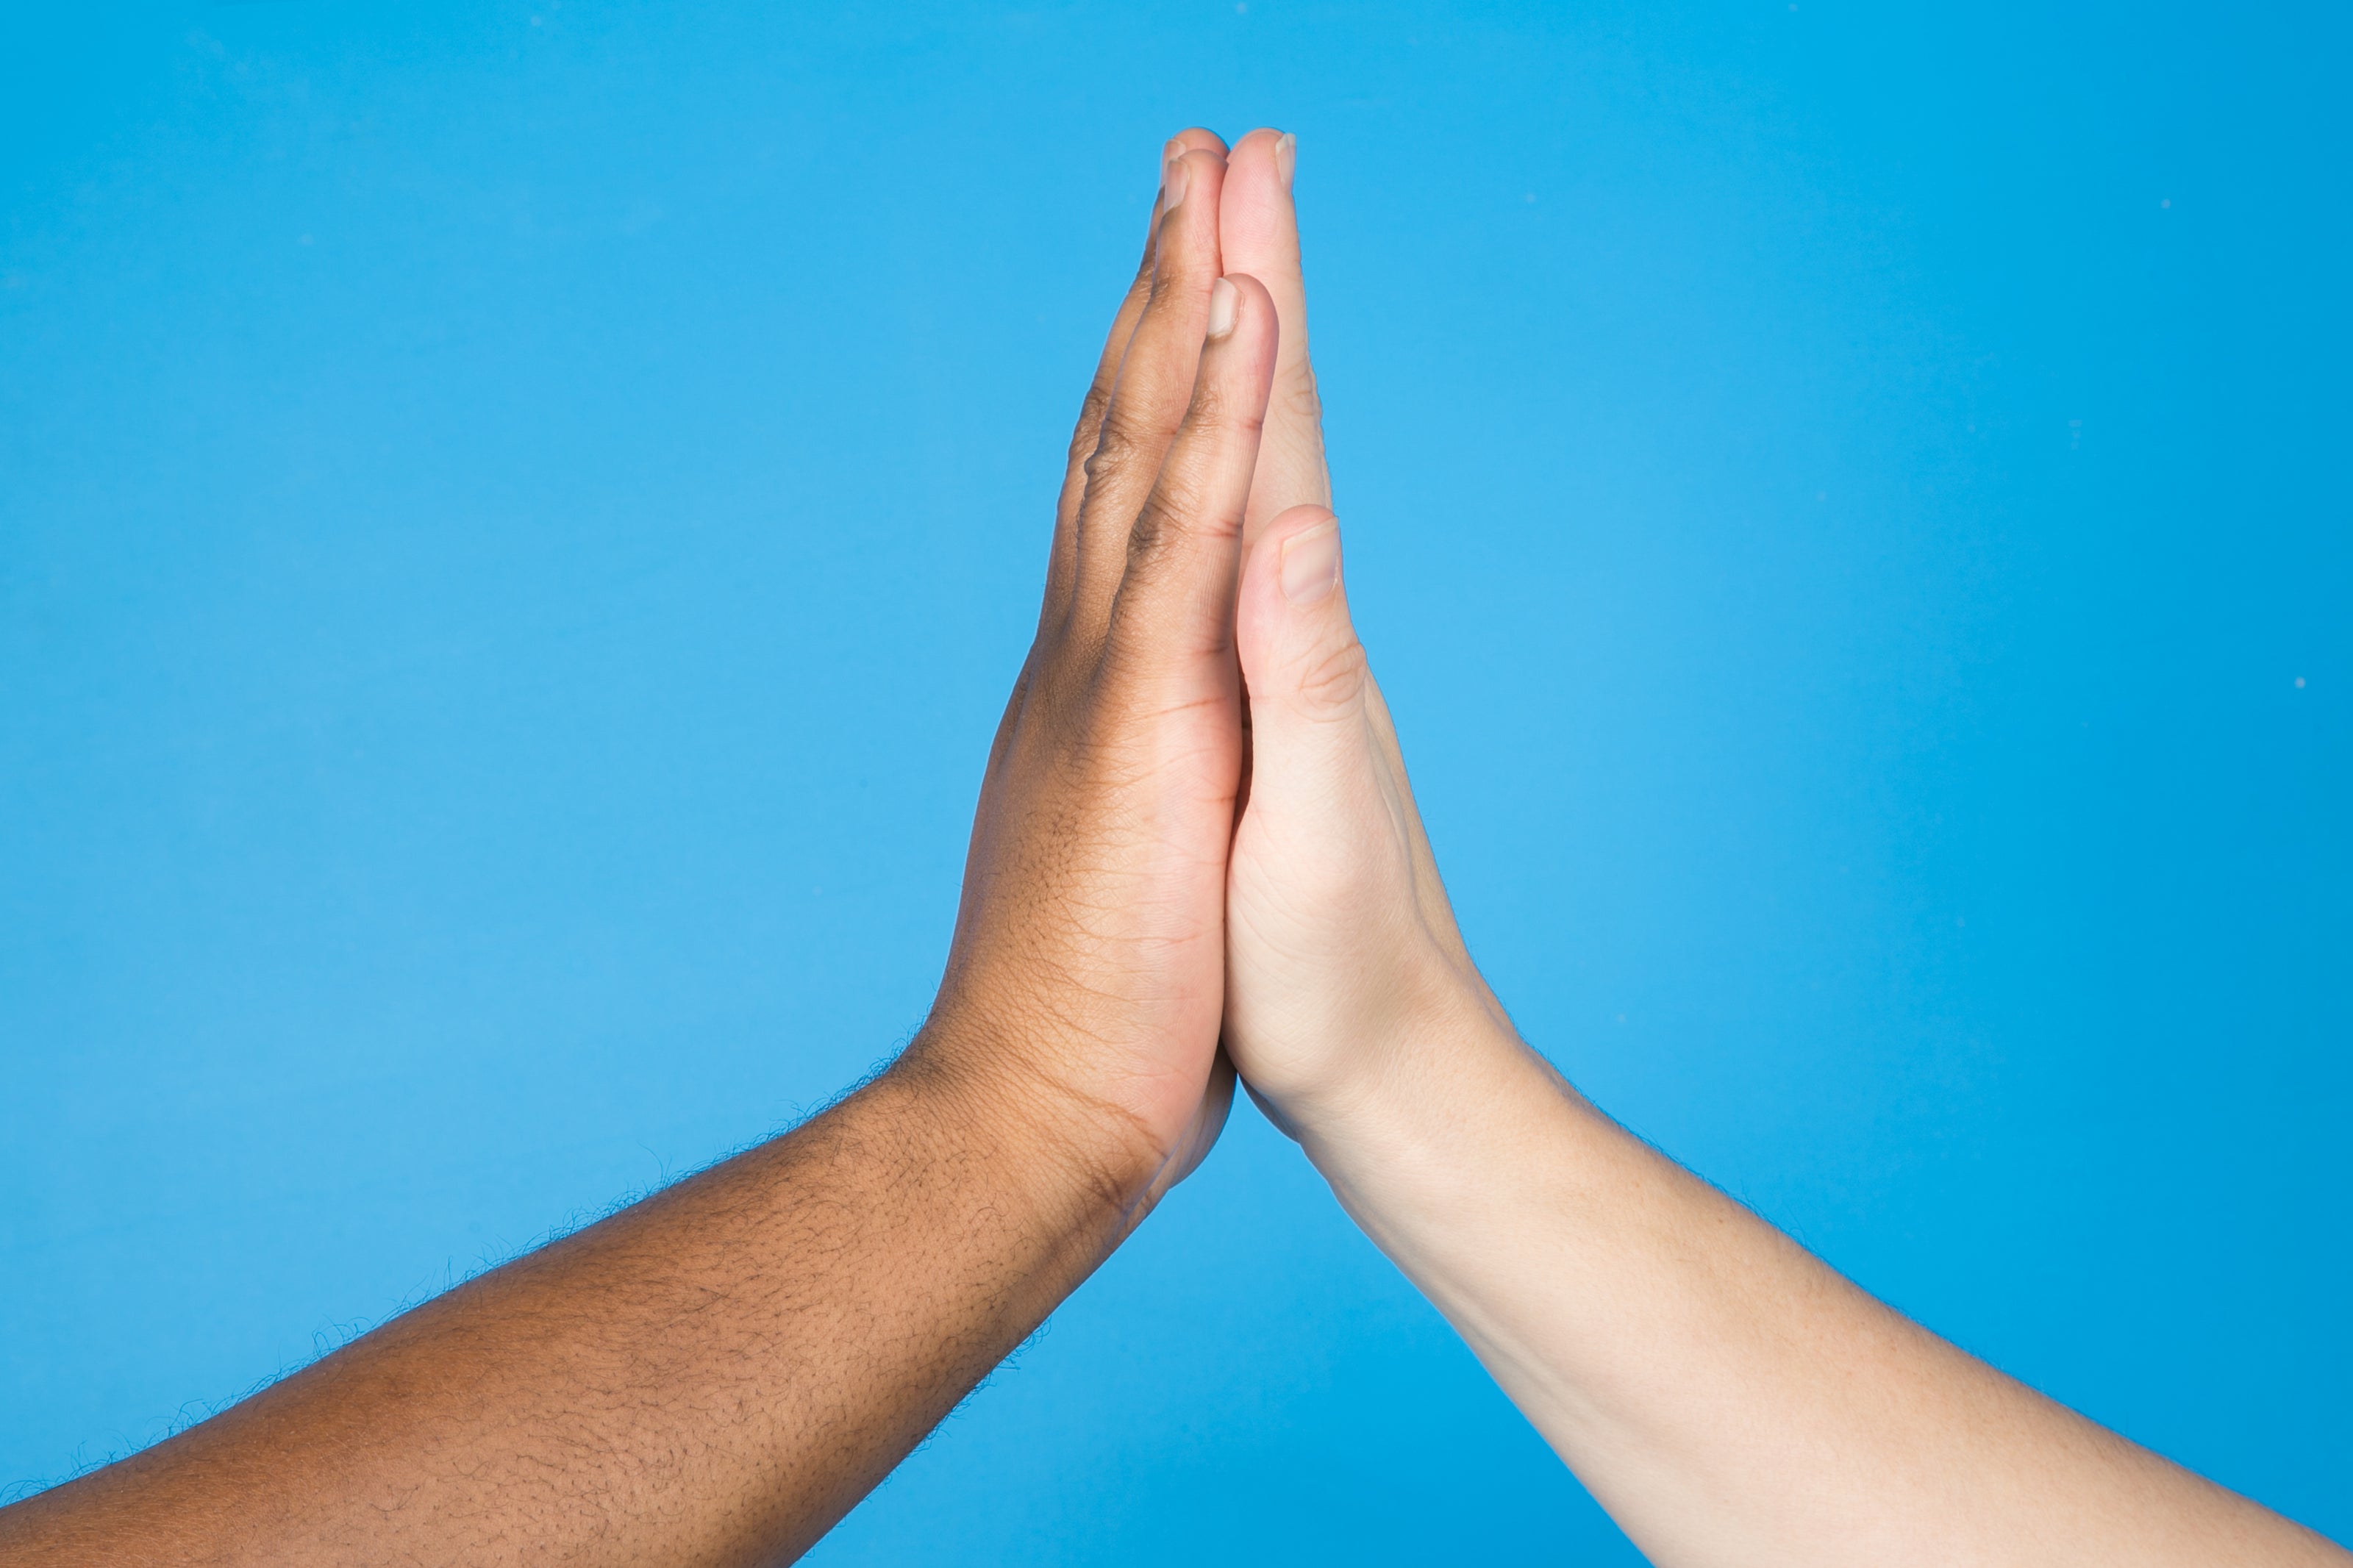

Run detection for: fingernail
[[1275, 132, 1296, 188], [1160, 138, 1185, 204], [1279, 522, 1339, 604], [1206, 276, 1238, 340], [1163, 150, 1191, 212]]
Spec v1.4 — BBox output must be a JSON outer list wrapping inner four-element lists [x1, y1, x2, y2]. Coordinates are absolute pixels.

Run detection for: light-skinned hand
[[1214, 128, 2346, 1568]]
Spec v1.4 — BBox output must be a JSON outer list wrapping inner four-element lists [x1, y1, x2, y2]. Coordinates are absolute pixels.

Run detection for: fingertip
[[1229, 126, 1289, 163], [1202, 271, 1279, 376], [1207, 276, 1238, 340], [1157, 147, 1229, 256], [1220, 269, 1277, 322], [1163, 142, 1229, 195], [1166, 126, 1232, 159], [1153, 138, 1214, 233], [1218, 135, 1303, 288], [1146, 148, 1232, 297], [1224, 133, 1292, 202]]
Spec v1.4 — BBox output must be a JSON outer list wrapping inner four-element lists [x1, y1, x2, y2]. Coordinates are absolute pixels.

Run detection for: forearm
[[0, 1032, 1146, 1568], [3, 126, 1261, 1568], [1299, 1009, 2344, 1568]]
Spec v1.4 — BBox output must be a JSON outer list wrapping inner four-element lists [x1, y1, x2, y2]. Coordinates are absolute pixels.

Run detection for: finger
[[1237, 507, 1495, 992], [1068, 145, 1231, 636], [1238, 510, 1485, 974], [1042, 129, 1230, 632], [1101, 273, 1279, 670], [1232, 506, 1418, 895], [1221, 128, 1329, 543], [1234, 504, 1367, 744]]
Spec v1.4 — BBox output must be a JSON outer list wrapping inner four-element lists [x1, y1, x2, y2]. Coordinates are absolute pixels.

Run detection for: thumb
[[1237, 504, 1368, 742]]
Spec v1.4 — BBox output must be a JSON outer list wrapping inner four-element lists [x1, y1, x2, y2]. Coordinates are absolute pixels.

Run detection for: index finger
[[1221, 128, 1330, 543], [1040, 128, 1231, 637]]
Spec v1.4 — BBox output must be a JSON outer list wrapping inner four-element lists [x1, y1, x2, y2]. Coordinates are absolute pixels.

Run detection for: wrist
[[1271, 981, 1574, 1210], [1243, 954, 1523, 1142], [891, 1004, 1173, 1231]]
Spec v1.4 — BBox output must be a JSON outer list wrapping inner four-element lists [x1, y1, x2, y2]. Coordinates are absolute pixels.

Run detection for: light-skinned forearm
[[0, 1033, 1154, 1568], [1213, 126, 2342, 1564], [1297, 1004, 2347, 1568]]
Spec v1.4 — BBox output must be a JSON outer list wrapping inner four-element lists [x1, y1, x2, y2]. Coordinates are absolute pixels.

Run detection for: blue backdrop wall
[[4, 2, 2346, 1559]]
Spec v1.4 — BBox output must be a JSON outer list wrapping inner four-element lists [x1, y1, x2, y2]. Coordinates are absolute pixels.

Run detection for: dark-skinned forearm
[[0, 1025, 1154, 1568], [6, 129, 1268, 1568]]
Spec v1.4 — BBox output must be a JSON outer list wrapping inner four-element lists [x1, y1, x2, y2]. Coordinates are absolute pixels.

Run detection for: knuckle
[[1066, 382, 1115, 461], [1122, 462, 1232, 580], [1123, 494, 1188, 575], [1082, 418, 1150, 485], [1186, 376, 1263, 440], [1279, 370, 1324, 426], [1294, 637, 1368, 717]]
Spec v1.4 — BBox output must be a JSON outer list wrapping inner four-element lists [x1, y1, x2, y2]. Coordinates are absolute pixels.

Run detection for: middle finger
[[1066, 144, 1230, 641]]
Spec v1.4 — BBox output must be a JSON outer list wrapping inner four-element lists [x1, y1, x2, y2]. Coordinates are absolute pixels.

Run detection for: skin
[[1218, 137, 2352, 1567], [6, 124, 2335, 1567], [0, 130, 1275, 1568]]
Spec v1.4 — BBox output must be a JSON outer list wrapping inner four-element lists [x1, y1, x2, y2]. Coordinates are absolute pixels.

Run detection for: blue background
[[4, 1, 2346, 1558]]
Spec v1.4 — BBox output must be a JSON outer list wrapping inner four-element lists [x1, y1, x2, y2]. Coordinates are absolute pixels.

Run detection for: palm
[[933, 139, 1277, 1178]]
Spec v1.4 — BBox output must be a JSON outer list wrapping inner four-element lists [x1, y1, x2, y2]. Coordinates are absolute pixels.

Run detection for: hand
[[1211, 132, 1508, 1141], [906, 132, 1279, 1208], [1212, 155, 2347, 1568], [1223, 512, 1515, 1143], [0, 135, 1293, 1568], [1218, 129, 1331, 537]]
